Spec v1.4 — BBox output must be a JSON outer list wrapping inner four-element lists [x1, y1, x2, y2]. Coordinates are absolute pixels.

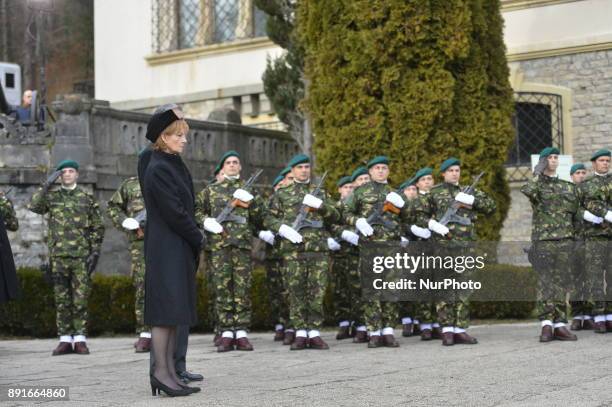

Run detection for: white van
[[0, 62, 22, 107]]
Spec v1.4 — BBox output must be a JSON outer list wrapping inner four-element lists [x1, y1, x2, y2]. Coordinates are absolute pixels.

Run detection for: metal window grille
[[506, 92, 564, 181], [152, 0, 268, 54]]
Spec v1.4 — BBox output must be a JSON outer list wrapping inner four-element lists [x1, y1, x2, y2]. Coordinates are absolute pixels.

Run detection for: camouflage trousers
[[585, 236, 612, 315], [203, 250, 217, 332], [266, 257, 289, 327], [358, 252, 398, 331], [415, 302, 437, 324], [331, 253, 363, 325], [569, 239, 590, 317], [533, 239, 573, 323], [435, 244, 473, 329], [51, 256, 91, 336], [398, 302, 416, 322], [130, 241, 149, 334], [285, 252, 328, 330], [211, 247, 252, 332]]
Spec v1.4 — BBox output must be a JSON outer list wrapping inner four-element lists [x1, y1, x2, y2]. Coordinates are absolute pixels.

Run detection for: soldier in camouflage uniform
[[29, 159, 105, 355], [521, 147, 579, 342], [207, 164, 224, 347], [404, 167, 443, 341], [264, 154, 340, 350], [398, 168, 437, 338], [342, 156, 411, 348], [0, 191, 18, 232], [581, 149, 612, 333], [266, 169, 293, 343], [196, 151, 266, 352], [338, 166, 372, 344], [107, 176, 151, 352], [420, 158, 496, 346], [329, 175, 361, 340], [568, 163, 596, 331]]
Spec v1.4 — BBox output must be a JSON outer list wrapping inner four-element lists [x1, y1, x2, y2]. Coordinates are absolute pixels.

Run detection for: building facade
[[94, 0, 612, 247]]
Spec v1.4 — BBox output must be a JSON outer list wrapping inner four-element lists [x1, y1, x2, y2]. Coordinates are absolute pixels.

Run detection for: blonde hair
[[152, 119, 190, 151]]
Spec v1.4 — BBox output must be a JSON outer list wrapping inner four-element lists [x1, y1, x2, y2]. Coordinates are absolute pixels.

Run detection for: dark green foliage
[[299, 0, 514, 239]]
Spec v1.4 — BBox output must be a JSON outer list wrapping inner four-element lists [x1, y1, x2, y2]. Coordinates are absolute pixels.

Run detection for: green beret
[[570, 163, 586, 175], [440, 158, 460, 173], [399, 177, 417, 190], [218, 150, 239, 168], [590, 148, 611, 161], [288, 154, 310, 168], [350, 166, 368, 182], [539, 147, 560, 158], [213, 164, 221, 175], [280, 166, 292, 177], [414, 167, 433, 181], [336, 176, 352, 187], [367, 156, 389, 169], [56, 159, 79, 171], [272, 175, 284, 187]]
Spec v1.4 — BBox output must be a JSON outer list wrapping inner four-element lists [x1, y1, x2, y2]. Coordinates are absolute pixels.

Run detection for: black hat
[[146, 104, 185, 142]]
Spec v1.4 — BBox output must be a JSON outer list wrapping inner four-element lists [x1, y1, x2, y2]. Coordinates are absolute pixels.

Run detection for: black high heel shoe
[[179, 383, 201, 393], [150, 375, 192, 397]]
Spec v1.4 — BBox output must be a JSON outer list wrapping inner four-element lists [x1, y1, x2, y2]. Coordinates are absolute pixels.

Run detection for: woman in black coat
[[142, 105, 203, 397]]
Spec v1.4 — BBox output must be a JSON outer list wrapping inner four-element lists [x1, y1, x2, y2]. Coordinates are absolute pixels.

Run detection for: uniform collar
[[61, 183, 77, 191]]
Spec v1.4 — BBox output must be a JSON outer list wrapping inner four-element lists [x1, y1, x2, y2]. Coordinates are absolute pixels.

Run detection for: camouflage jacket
[[521, 174, 578, 241], [29, 185, 105, 258], [0, 193, 18, 231], [404, 193, 428, 241], [107, 177, 145, 243], [425, 182, 496, 242], [581, 173, 611, 238], [342, 181, 411, 242], [329, 199, 359, 257], [264, 180, 340, 253], [264, 191, 286, 260], [195, 177, 265, 250]]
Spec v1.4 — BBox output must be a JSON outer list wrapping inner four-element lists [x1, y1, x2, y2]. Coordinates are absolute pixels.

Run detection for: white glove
[[122, 218, 139, 231], [583, 210, 603, 224], [400, 236, 409, 248], [204, 218, 224, 234], [606, 211, 612, 223], [455, 192, 475, 206], [341, 230, 359, 246], [356, 218, 374, 237], [327, 237, 341, 251], [233, 188, 253, 202], [278, 224, 303, 244], [385, 192, 405, 208], [411, 224, 432, 239], [303, 193, 322, 209], [258, 230, 275, 245], [428, 219, 449, 236]]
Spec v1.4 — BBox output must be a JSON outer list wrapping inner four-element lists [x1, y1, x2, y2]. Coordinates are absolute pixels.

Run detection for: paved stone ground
[[1, 322, 611, 407]]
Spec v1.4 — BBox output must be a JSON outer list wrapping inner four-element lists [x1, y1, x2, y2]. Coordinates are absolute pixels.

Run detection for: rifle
[[438, 171, 485, 227], [134, 208, 147, 229], [358, 185, 403, 232], [291, 171, 328, 232], [215, 169, 263, 224]]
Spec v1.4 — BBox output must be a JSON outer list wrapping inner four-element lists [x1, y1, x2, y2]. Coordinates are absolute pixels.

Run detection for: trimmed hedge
[[1, 264, 536, 337]]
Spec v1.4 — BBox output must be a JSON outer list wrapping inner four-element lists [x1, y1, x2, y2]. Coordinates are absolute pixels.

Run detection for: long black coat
[[142, 150, 202, 326], [0, 213, 19, 304]]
